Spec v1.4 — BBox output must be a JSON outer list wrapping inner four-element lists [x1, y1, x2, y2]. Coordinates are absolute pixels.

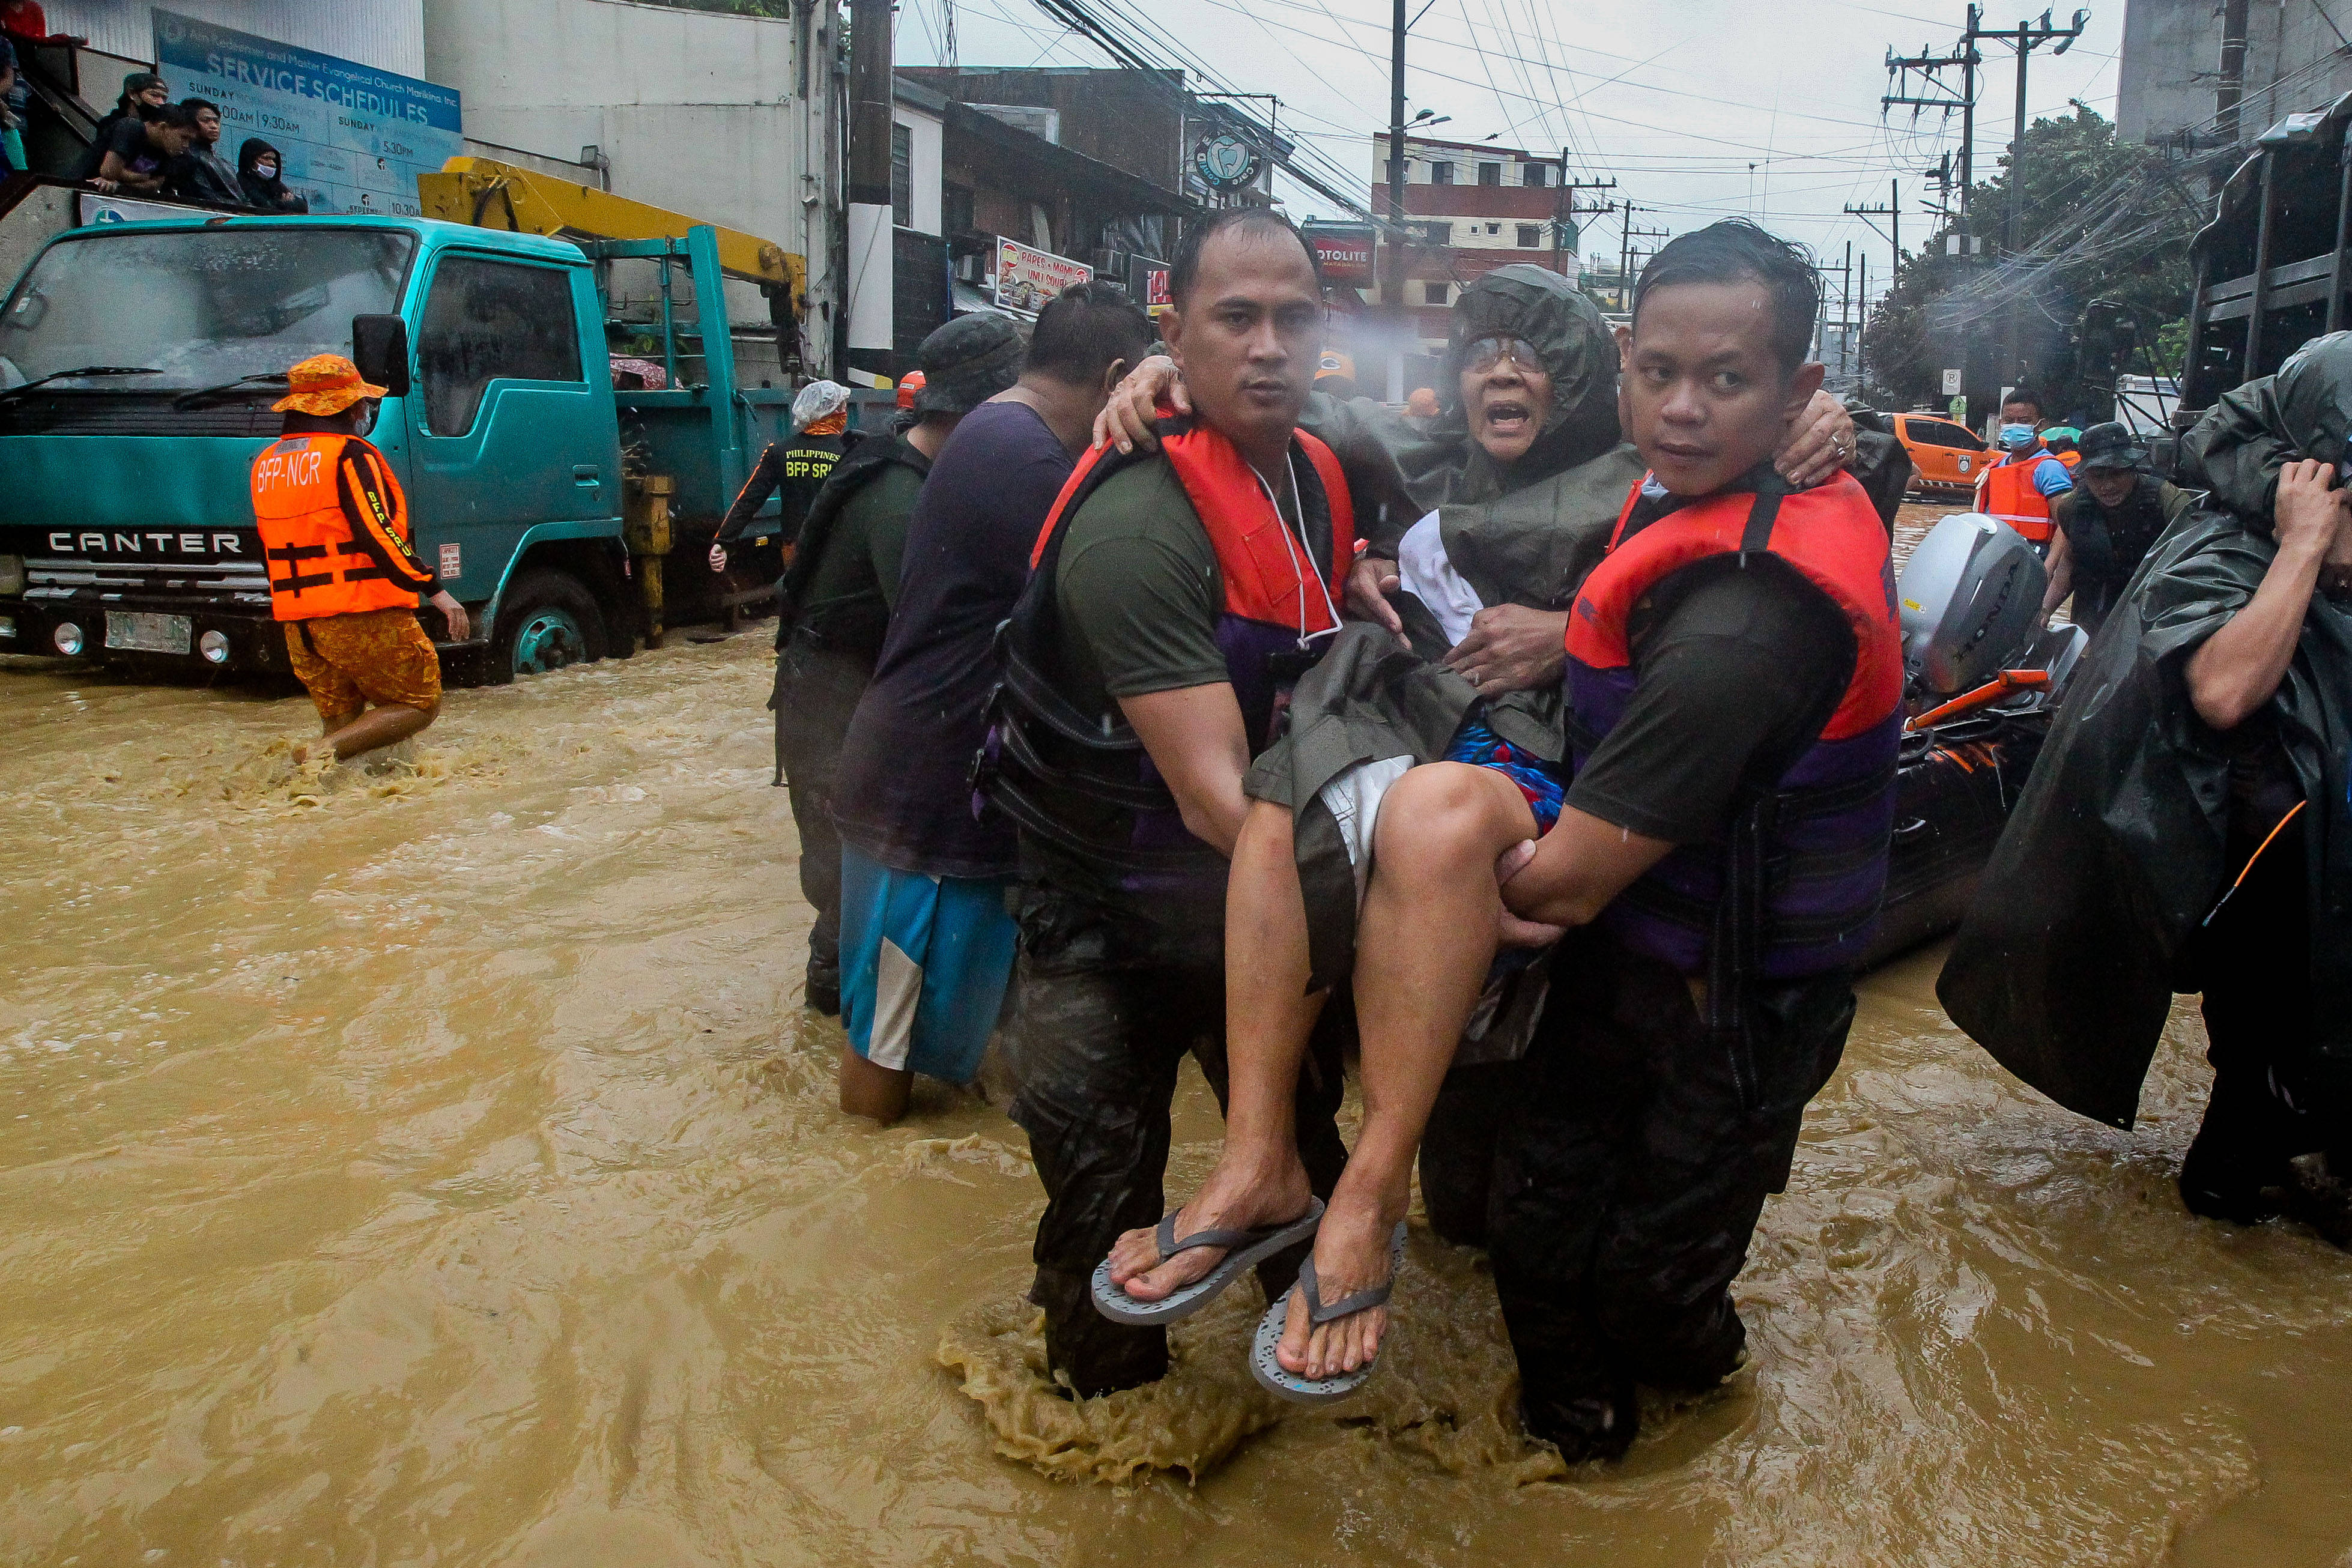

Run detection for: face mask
[[1999, 423, 2035, 447]]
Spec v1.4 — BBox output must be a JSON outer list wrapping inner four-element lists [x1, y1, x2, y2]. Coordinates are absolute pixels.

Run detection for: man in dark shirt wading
[[770, 323, 1022, 1016], [983, 209, 1358, 1396], [831, 283, 1157, 1123]]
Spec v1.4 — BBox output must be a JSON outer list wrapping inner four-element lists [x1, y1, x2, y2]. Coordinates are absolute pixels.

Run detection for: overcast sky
[[896, 0, 2127, 309]]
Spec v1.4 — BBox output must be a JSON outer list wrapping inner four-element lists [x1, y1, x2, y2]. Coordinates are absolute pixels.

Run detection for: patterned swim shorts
[[283, 607, 443, 721], [1442, 713, 1569, 834]]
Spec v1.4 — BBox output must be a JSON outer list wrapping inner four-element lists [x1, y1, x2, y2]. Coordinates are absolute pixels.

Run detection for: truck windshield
[[0, 227, 417, 393]]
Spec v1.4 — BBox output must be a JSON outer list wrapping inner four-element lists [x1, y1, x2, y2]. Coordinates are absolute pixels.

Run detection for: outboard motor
[[1898, 512, 2049, 696]]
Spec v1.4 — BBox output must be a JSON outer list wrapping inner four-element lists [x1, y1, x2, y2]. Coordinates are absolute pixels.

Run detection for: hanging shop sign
[[153, 8, 464, 218], [992, 236, 1093, 316], [1193, 132, 1263, 191], [1301, 221, 1375, 286]]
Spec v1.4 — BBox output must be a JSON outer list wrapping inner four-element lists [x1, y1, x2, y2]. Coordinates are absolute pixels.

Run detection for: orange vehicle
[[1892, 412, 1992, 495]]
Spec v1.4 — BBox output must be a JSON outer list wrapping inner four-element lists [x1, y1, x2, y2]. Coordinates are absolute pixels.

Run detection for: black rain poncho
[[1938, 331, 2352, 1127], [1248, 268, 1641, 997]]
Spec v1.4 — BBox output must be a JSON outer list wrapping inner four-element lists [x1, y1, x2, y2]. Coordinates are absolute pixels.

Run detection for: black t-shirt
[[97, 115, 168, 181], [832, 400, 1077, 879], [718, 434, 846, 543], [1565, 480, 1858, 844]]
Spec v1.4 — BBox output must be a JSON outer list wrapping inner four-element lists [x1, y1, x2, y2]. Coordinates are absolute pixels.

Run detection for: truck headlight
[[0, 554, 22, 595]]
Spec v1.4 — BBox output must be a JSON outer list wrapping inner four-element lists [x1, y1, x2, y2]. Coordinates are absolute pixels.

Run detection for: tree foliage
[[1864, 106, 2201, 419]]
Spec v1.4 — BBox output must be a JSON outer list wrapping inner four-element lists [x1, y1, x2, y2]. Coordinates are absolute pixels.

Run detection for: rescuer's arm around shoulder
[[2185, 459, 2352, 731], [1056, 464, 1251, 855], [338, 443, 470, 641]]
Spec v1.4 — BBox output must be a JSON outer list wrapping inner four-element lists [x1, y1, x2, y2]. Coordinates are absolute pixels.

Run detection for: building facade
[[1366, 133, 1571, 351], [2117, 0, 2352, 155]]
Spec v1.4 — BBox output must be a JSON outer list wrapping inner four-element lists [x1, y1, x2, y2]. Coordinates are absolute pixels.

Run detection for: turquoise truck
[[0, 169, 823, 682]]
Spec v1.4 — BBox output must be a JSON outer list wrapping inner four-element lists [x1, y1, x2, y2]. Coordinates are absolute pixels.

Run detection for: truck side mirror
[[351, 315, 411, 399]]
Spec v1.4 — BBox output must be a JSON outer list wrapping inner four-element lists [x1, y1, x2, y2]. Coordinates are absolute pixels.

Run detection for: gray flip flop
[[1091, 1197, 1327, 1325], [1249, 1221, 1408, 1404]]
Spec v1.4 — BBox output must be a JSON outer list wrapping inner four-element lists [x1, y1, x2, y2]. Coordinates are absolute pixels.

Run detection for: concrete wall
[[2118, 0, 2352, 147], [422, 0, 839, 375], [43, 0, 426, 76]]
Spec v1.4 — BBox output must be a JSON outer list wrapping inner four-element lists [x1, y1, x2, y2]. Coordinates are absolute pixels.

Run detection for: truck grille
[[25, 557, 271, 602], [0, 395, 279, 438]]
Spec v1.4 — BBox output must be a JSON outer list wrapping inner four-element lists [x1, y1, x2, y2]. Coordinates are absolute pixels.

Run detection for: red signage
[[1303, 221, 1376, 286]]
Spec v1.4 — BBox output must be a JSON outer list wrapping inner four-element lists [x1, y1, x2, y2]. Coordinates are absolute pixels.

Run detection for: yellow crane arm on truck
[[416, 156, 807, 300]]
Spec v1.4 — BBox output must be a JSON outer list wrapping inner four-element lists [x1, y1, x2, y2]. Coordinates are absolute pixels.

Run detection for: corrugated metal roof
[[45, 1, 428, 79]]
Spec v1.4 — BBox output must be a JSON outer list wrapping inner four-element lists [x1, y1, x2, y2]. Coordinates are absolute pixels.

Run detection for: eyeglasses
[[1462, 336, 1542, 375]]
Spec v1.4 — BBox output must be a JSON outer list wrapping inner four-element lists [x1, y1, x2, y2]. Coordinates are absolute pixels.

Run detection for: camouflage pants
[[1005, 921, 1352, 1396], [1419, 927, 1853, 1455], [769, 637, 870, 1005]]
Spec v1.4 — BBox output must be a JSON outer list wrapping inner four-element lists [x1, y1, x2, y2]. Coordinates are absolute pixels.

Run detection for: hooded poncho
[[1939, 331, 2352, 1127]]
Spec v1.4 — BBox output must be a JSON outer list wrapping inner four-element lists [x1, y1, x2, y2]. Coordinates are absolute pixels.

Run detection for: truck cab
[[0, 214, 631, 679]]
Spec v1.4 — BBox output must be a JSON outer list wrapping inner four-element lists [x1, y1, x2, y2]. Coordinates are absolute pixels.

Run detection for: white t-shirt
[[1394, 507, 1485, 646]]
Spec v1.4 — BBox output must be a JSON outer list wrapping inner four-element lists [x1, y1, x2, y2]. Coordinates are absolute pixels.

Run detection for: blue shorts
[[1442, 715, 1569, 833], [840, 844, 1018, 1085]]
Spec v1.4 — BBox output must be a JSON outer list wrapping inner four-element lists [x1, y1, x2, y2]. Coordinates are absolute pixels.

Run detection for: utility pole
[[1384, 0, 1407, 399], [1882, 28, 1979, 226], [1983, 8, 2090, 386], [1623, 220, 1669, 310], [1553, 166, 1616, 280], [845, 0, 895, 380], [1841, 175, 1902, 264]]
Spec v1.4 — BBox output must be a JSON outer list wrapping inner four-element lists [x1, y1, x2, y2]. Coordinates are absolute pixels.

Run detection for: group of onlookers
[[0, 42, 306, 213]]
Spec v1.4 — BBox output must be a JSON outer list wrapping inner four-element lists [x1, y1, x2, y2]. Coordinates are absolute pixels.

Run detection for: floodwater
[[7, 575, 2352, 1566]]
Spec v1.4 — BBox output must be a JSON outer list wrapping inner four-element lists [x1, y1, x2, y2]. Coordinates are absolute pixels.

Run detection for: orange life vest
[[985, 420, 1353, 916], [250, 434, 432, 620], [1564, 473, 1905, 978], [1976, 449, 2059, 544]]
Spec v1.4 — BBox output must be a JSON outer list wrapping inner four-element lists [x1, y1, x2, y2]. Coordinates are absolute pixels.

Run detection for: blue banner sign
[[151, 10, 464, 217]]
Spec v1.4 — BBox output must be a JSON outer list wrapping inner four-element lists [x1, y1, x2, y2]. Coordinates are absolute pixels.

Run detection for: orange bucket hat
[[272, 353, 388, 416]]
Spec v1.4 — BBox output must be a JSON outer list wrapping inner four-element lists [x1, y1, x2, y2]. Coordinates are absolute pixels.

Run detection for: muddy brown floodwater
[[7, 574, 2352, 1566]]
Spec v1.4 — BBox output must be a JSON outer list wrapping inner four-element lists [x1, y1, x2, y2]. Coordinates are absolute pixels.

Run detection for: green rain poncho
[[1939, 331, 2352, 1127]]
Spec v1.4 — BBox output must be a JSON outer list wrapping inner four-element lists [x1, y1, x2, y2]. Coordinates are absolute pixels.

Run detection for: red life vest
[[1977, 449, 2059, 543], [249, 434, 432, 620], [1563, 473, 1904, 979], [1033, 423, 1351, 641], [986, 420, 1354, 942]]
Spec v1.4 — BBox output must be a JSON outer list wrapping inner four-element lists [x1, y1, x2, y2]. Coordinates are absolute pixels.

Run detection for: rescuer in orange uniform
[[250, 354, 470, 763], [1971, 390, 2074, 551]]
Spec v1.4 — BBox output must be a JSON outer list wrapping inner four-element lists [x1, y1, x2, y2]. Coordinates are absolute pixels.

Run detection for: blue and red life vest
[[983, 418, 1353, 907], [1564, 471, 1904, 982]]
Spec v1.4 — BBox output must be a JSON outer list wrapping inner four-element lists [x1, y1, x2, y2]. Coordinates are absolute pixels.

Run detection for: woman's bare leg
[[1282, 761, 1538, 1379], [1107, 798, 1325, 1298]]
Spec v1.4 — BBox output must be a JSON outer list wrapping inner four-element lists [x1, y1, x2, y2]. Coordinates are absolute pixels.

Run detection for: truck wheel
[[488, 570, 606, 685]]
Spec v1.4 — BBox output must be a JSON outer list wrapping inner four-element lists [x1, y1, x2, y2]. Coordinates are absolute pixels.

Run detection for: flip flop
[[1249, 1221, 1408, 1404], [1091, 1197, 1326, 1325]]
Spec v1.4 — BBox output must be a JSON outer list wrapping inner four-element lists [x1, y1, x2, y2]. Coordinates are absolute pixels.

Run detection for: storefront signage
[[992, 236, 1092, 316], [1193, 132, 1262, 191], [1302, 221, 1375, 286], [153, 9, 464, 217]]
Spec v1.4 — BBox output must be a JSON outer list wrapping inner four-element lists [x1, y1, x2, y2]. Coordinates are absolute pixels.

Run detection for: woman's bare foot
[[1279, 1183, 1403, 1379], [1104, 1148, 1313, 1302]]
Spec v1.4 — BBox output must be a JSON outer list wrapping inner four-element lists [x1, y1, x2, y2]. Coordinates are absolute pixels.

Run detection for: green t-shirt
[[798, 461, 923, 650], [1052, 461, 1229, 719]]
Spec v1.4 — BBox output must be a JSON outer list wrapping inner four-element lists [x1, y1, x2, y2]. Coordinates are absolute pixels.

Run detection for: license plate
[[105, 610, 192, 655]]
